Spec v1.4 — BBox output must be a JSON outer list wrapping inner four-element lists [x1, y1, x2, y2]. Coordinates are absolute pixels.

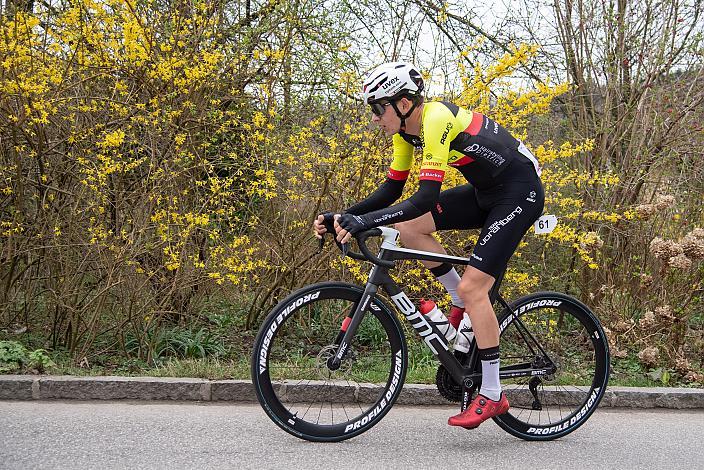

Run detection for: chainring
[[435, 364, 463, 403], [436, 351, 480, 403]]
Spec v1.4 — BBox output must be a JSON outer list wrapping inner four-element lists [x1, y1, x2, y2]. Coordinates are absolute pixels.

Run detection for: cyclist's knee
[[394, 219, 413, 234], [395, 219, 428, 242], [457, 280, 479, 306], [458, 269, 495, 306]]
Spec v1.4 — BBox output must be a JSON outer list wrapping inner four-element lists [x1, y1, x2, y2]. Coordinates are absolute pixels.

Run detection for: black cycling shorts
[[430, 158, 545, 278]]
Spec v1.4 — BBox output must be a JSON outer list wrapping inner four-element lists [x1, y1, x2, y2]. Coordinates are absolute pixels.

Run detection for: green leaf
[[661, 369, 671, 385]]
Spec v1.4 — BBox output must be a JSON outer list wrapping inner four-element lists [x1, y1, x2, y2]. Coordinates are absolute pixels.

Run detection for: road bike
[[251, 226, 610, 442]]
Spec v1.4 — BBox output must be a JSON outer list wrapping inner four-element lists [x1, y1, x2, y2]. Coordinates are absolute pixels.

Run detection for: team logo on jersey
[[483, 118, 499, 135], [463, 143, 506, 167], [440, 123, 453, 145], [387, 168, 410, 180], [419, 169, 445, 181]]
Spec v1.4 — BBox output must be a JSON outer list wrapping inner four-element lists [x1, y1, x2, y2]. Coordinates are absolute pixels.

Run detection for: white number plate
[[534, 215, 558, 234]]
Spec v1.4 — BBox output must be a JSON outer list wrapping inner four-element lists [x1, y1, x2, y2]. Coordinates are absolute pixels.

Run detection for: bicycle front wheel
[[251, 282, 407, 442], [494, 291, 610, 440]]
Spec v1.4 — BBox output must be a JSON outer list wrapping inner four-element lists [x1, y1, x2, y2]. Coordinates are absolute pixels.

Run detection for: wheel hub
[[317, 345, 352, 379]]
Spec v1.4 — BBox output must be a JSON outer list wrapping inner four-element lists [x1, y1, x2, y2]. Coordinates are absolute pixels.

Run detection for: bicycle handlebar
[[318, 217, 395, 268], [353, 228, 395, 268]]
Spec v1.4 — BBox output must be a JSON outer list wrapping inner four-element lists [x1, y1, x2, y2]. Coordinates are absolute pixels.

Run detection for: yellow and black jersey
[[341, 100, 544, 277], [344, 100, 541, 239], [387, 101, 540, 189]]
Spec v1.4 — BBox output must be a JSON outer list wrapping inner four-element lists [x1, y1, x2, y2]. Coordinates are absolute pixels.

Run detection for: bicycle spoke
[[316, 401, 324, 425], [493, 293, 609, 440], [341, 402, 350, 422], [252, 284, 407, 441]]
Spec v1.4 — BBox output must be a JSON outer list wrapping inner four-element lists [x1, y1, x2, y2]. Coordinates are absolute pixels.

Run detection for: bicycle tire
[[493, 291, 610, 441], [251, 282, 407, 442]]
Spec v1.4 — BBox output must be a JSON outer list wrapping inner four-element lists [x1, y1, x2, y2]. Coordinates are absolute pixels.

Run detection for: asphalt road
[[1, 401, 702, 469]]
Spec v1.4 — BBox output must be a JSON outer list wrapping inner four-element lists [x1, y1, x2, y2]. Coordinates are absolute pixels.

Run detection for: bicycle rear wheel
[[494, 291, 610, 440], [251, 282, 407, 442]]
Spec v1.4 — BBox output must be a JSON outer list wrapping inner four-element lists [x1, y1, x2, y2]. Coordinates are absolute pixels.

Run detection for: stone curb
[[1, 375, 703, 408]]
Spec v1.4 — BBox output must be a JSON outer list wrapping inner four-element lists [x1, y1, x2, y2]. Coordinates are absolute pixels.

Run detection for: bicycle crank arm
[[461, 378, 479, 412]]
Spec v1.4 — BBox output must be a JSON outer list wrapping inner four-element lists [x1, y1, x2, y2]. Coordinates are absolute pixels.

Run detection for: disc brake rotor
[[316, 345, 353, 380]]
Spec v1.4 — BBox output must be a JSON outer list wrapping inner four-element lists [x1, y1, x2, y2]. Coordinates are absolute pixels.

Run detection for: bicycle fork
[[327, 282, 379, 371], [326, 262, 468, 390]]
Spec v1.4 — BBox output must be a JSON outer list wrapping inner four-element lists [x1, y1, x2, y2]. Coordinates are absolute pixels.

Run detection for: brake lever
[[315, 232, 345, 256]]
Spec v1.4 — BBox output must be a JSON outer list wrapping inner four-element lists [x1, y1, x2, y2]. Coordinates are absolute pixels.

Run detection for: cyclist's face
[[370, 101, 399, 134]]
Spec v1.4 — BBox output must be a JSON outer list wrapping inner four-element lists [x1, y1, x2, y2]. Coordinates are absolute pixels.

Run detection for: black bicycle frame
[[328, 232, 556, 388]]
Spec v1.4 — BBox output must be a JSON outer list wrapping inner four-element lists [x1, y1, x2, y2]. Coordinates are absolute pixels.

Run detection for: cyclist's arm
[[350, 180, 441, 226], [345, 106, 454, 227], [344, 134, 413, 215], [344, 179, 405, 215]]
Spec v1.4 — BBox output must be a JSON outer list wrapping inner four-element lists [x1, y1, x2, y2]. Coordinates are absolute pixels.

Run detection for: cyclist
[[313, 62, 544, 429]]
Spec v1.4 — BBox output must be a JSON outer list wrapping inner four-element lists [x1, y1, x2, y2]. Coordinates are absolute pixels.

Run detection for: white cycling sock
[[479, 346, 502, 401]]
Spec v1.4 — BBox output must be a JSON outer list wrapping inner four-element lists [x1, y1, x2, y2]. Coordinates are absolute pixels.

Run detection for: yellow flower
[[98, 129, 126, 149]]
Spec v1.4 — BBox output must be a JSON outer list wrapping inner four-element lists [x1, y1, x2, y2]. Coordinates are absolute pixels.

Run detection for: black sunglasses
[[369, 101, 393, 116]]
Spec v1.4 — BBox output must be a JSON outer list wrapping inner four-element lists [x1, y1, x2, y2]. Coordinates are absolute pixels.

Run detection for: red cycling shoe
[[448, 305, 465, 330], [448, 393, 510, 429]]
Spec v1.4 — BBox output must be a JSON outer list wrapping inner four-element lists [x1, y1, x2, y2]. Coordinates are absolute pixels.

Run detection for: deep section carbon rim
[[494, 292, 610, 440], [251, 282, 407, 442]]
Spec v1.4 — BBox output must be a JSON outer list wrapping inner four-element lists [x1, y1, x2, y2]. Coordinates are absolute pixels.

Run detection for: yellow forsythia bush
[[2, 2, 700, 378]]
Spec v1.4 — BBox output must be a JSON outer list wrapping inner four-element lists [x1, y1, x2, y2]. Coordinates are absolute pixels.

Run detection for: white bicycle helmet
[[361, 62, 424, 129], [361, 62, 424, 104]]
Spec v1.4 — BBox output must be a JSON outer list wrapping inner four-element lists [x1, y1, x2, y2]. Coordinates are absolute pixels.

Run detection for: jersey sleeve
[[388, 133, 414, 181], [418, 105, 457, 182], [344, 133, 412, 215], [343, 178, 405, 215]]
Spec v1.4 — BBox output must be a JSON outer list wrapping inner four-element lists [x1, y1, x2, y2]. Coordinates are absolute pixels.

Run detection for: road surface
[[1, 401, 702, 469]]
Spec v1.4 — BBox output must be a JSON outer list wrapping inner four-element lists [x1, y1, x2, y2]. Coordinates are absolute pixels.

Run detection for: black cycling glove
[[337, 213, 371, 235]]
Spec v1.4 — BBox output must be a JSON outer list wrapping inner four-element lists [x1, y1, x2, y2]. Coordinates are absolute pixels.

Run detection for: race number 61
[[534, 215, 558, 234]]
